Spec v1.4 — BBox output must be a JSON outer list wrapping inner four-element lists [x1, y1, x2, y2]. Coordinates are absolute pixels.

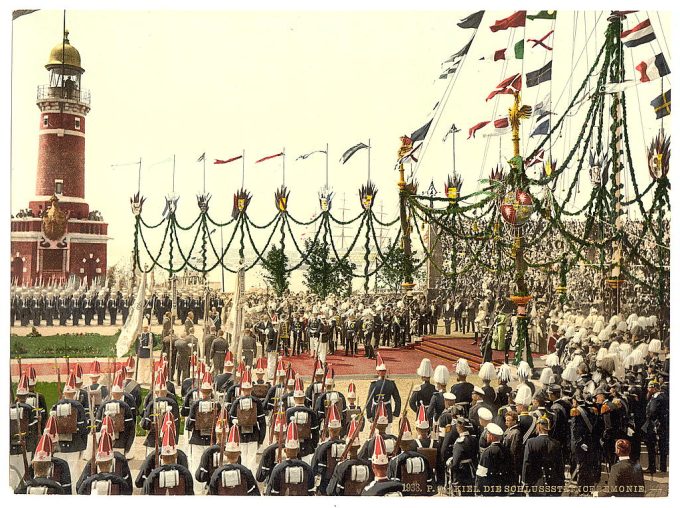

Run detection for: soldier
[[143, 417, 195, 495], [96, 372, 135, 454], [31, 290, 41, 327], [387, 418, 435, 496], [410, 358, 436, 414], [522, 414, 565, 496], [242, 329, 257, 368], [306, 359, 326, 409], [135, 413, 189, 490], [327, 416, 373, 495], [215, 351, 235, 392], [185, 371, 220, 493], [107, 292, 120, 326], [501, 410, 523, 484], [44, 291, 56, 326], [344, 311, 359, 356], [478, 362, 498, 407], [229, 368, 266, 471], [76, 425, 133, 494], [315, 370, 347, 431], [266, 420, 315, 495], [287, 377, 320, 462], [476, 407, 494, 456], [58, 291, 69, 325], [366, 354, 401, 435], [642, 378, 669, 473], [10, 374, 39, 489], [51, 373, 89, 492], [194, 407, 227, 488], [140, 371, 180, 454], [311, 403, 346, 494], [468, 386, 493, 435], [308, 313, 321, 357], [184, 310, 195, 336], [475, 422, 512, 496], [95, 291, 107, 325], [209, 330, 228, 375], [342, 382, 365, 436], [76, 432, 132, 494], [446, 417, 477, 496], [85, 360, 109, 414], [71, 291, 82, 326], [443, 298, 454, 335], [358, 401, 398, 463], [263, 358, 287, 415], [122, 358, 142, 415], [546, 384, 571, 464], [496, 363, 513, 408], [174, 334, 192, 385], [362, 434, 404, 496], [203, 326, 217, 368], [427, 365, 451, 423], [515, 385, 535, 444], [291, 312, 305, 356], [15, 435, 66, 495], [120, 291, 131, 323], [256, 405, 287, 484], [207, 424, 260, 495], [450, 359, 474, 417], [569, 391, 599, 493], [603, 438, 645, 497]]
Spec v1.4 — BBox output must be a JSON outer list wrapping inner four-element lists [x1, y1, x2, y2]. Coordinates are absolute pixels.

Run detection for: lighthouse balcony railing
[[37, 85, 91, 105]]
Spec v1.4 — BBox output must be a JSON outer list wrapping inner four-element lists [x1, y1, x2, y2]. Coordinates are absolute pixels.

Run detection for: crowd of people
[[9, 298, 669, 496]]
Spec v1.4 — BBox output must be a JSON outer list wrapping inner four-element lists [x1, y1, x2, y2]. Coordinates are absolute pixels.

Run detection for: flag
[[296, 150, 327, 160], [116, 272, 146, 357], [533, 95, 552, 119], [635, 53, 671, 82], [526, 149, 545, 167], [484, 117, 511, 137], [526, 61, 553, 87], [397, 142, 422, 165], [530, 119, 550, 137], [621, 18, 656, 47], [197, 152, 205, 162], [12, 9, 39, 20], [527, 10, 556, 20], [214, 155, 243, 164], [255, 152, 284, 163], [651, 90, 671, 119], [411, 119, 433, 142], [490, 11, 526, 32], [340, 142, 369, 163], [486, 73, 522, 101], [468, 121, 490, 139], [481, 40, 524, 61], [458, 10, 485, 29], [227, 264, 245, 360], [440, 38, 472, 79], [601, 80, 638, 93], [528, 30, 554, 50]]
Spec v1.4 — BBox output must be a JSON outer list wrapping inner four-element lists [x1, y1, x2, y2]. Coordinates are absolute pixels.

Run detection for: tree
[[303, 239, 356, 299], [262, 245, 290, 297], [377, 247, 420, 292]]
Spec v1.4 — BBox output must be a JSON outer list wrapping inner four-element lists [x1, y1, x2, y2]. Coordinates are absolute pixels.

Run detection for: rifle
[[65, 356, 71, 380], [391, 381, 414, 457], [276, 400, 285, 463], [55, 357, 62, 399], [89, 392, 97, 475], [218, 410, 226, 467], [151, 357, 159, 467], [339, 380, 380, 461]]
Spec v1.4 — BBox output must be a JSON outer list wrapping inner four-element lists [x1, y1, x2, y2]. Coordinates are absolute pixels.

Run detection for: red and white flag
[[621, 19, 656, 47], [489, 11, 526, 32], [526, 149, 545, 167], [635, 53, 671, 83], [255, 152, 284, 163], [484, 117, 511, 137], [486, 73, 522, 101], [214, 155, 243, 164], [468, 121, 491, 139]]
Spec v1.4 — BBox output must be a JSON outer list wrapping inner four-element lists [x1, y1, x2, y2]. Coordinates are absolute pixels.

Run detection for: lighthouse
[[10, 29, 108, 286]]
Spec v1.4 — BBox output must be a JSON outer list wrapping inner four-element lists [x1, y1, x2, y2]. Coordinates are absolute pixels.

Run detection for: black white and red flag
[[621, 18, 656, 47], [214, 155, 243, 164], [635, 53, 671, 82]]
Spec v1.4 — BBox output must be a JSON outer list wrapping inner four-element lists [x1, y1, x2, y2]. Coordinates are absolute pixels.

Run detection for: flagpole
[[172, 154, 176, 194], [241, 150, 245, 189], [282, 148, 286, 187], [367, 138, 371, 182], [137, 157, 142, 194], [325, 142, 329, 188], [203, 152, 206, 194]]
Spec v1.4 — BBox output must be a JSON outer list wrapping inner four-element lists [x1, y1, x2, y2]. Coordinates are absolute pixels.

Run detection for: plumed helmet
[[478, 362, 496, 382], [496, 363, 512, 383], [432, 365, 450, 385], [455, 359, 471, 376], [416, 358, 434, 378]]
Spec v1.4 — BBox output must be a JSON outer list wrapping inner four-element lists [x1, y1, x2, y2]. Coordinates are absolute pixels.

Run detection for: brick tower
[[10, 29, 108, 286]]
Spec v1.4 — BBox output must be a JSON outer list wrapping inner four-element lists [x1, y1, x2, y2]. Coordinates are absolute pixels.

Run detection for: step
[[414, 344, 484, 370], [417, 340, 499, 365]]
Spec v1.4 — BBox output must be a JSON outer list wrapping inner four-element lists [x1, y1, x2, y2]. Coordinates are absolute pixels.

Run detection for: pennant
[[214, 155, 243, 164], [197, 152, 205, 162], [483, 117, 511, 137], [486, 73, 522, 101], [490, 11, 526, 32], [533, 95, 552, 119], [650, 90, 671, 119], [526, 61, 553, 87], [635, 53, 671, 83], [468, 121, 490, 139], [255, 152, 284, 163], [481, 40, 524, 61], [458, 10, 485, 29], [527, 10, 556, 21], [439, 38, 472, 79], [528, 30, 554, 50], [530, 119, 550, 137], [439, 61, 461, 79], [296, 150, 327, 160], [443, 38, 474, 64], [601, 80, 638, 93], [411, 119, 433, 142], [621, 19, 656, 47], [526, 149, 545, 167], [340, 142, 369, 164]]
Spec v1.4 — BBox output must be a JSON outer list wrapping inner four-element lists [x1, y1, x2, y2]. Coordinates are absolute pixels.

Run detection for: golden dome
[[46, 30, 83, 71]]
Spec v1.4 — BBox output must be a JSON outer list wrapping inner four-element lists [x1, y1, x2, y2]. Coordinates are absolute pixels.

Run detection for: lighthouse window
[[75, 117, 81, 130], [43, 115, 49, 127]]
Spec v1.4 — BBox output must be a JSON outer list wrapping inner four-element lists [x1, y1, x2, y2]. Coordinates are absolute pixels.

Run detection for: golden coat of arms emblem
[[42, 195, 69, 241]]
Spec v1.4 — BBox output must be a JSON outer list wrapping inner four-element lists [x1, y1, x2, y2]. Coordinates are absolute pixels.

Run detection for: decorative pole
[[397, 136, 415, 292]]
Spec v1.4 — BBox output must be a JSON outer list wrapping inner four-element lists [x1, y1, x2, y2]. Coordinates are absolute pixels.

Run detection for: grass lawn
[[10, 333, 127, 359]]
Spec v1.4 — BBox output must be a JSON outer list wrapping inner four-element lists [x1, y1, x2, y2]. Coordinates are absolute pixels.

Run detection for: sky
[[7, 4, 673, 291]]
